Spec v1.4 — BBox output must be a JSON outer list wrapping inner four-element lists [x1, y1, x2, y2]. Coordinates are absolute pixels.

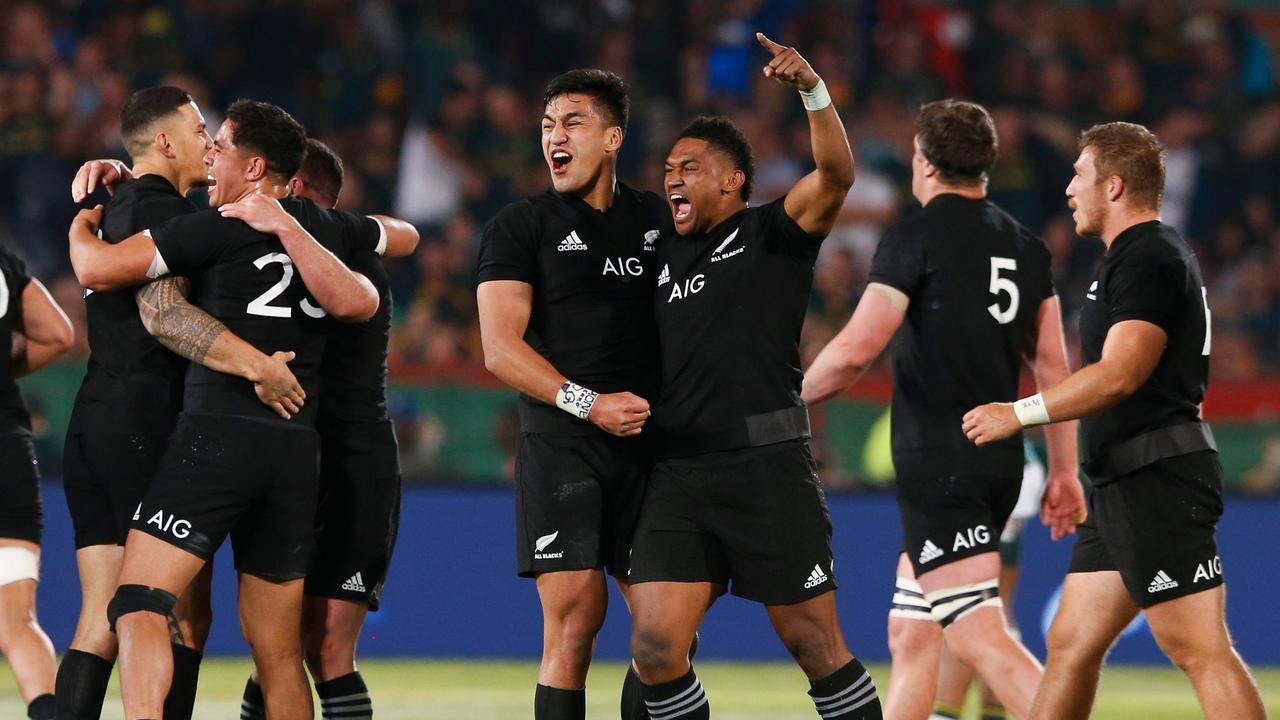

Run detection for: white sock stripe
[[645, 678, 703, 709], [812, 671, 873, 705], [819, 683, 880, 718], [647, 690, 708, 720], [321, 692, 372, 704]]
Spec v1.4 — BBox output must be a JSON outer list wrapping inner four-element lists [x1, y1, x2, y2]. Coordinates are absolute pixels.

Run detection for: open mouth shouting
[[669, 192, 692, 225], [550, 149, 573, 175]]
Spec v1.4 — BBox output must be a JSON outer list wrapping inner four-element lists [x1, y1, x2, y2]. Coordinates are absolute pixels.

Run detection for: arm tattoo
[[136, 276, 227, 364]]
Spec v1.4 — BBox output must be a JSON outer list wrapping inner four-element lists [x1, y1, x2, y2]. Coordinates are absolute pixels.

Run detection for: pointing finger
[[756, 32, 785, 56]]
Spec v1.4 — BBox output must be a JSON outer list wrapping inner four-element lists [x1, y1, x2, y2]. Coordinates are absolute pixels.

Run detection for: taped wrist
[[799, 79, 832, 112], [107, 584, 177, 632], [555, 381, 598, 420], [1013, 393, 1050, 426], [925, 579, 1001, 628]]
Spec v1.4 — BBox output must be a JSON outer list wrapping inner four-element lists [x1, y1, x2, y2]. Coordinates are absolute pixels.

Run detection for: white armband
[[556, 381, 598, 420], [369, 216, 388, 256], [1013, 393, 1051, 427], [799, 79, 832, 112], [145, 231, 171, 279]]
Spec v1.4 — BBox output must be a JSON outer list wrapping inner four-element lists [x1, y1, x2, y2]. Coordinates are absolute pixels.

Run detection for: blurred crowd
[[3, 1, 1280, 483]]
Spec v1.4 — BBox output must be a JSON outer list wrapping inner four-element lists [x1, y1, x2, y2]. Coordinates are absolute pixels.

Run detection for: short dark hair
[[225, 99, 307, 178], [915, 99, 999, 185], [1079, 122, 1165, 211], [544, 69, 630, 133], [677, 116, 755, 202], [296, 138, 344, 208], [120, 86, 193, 159]]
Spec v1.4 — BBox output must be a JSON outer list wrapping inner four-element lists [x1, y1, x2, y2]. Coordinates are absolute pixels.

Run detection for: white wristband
[[799, 79, 832, 112], [1012, 393, 1051, 427], [556, 381, 599, 421]]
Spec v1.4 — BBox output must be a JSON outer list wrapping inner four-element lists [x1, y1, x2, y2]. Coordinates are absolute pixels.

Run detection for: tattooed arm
[[136, 277, 307, 419]]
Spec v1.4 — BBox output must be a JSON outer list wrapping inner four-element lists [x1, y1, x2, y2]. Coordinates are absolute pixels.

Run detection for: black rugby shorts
[[305, 419, 401, 610], [133, 412, 320, 581], [897, 474, 1021, 577], [1069, 450, 1225, 608], [514, 431, 651, 578], [63, 429, 168, 548], [628, 440, 837, 606], [0, 430, 42, 544]]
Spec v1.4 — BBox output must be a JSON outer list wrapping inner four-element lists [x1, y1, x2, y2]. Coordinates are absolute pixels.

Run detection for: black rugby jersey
[[1078, 220, 1209, 475], [0, 246, 33, 432], [317, 242, 391, 427], [477, 182, 667, 435], [652, 197, 823, 457], [869, 194, 1054, 478], [70, 174, 193, 436], [150, 197, 378, 426]]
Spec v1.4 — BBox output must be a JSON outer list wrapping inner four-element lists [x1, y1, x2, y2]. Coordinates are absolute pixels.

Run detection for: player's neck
[[131, 159, 188, 195], [571, 168, 617, 212], [919, 183, 985, 206], [253, 178, 291, 200], [1101, 208, 1161, 248], [699, 200, 748, 235]]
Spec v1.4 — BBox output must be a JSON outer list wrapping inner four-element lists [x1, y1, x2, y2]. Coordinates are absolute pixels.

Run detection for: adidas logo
[[342, 572, 367, 593], [132, 503, 142, 522], [1148, 570, 1179, 593], [657, 264, 671, 286], [803, 563, 829, 589], [1086, 280, 1098, 301], [919, 540, 944, 565], [558, 230, 588, 251], [534, 531, 564, 560]]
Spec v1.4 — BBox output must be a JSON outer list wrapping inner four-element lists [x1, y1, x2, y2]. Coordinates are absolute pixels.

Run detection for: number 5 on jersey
[[246, 253, 326, 319], [987, 256, 1019, 325]]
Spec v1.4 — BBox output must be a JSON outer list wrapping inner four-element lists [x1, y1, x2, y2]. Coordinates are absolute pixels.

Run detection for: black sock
[[534, 684, 585, 720], [54, 649, 113, 720], [641, 668, 709, 720], [317, 672, 372, 720], [620, 665, 648, 720], [26, 693, 54, 720], [809, 658, 882, 719], [163, 644, 202, 720], [240, 676, 266, 720]]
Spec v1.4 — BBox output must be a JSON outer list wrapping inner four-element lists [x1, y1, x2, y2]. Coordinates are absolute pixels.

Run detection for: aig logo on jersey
[[146, 509, 192, 539], [953, 525, 990, 551], [1193, 555, 1223, 584], [667, 274, 705, 303], [602, 257, 644, 277]]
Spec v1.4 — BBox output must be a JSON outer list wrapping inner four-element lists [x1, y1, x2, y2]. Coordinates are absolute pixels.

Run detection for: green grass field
[[1, 658, 1275, 718]]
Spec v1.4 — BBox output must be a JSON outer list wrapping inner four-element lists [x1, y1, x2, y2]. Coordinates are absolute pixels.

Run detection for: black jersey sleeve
[[1106, 251, 1182, 332], [0, 250, 32, 327], [476, 202, 538, 284], [868, 225, 925, 297], [150, 209, 228, 276], [1033, 236, 1056, 302], [324, 208, 385, 258], [764, 196, 826, 257]]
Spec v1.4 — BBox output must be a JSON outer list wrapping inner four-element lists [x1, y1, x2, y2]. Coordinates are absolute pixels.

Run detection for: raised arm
[[68, 206, 165, 291], [801, 283, 907, 404], [477, 280, 649, 437], [71, 158, 132, 203], [371, 214, 420, 258], [13, 279, 74, 376], [757, 32, 854, 236], [135, 277, 305, 420], [963, 319, 1166, 445], [1023, 295, 1085, 539], [219, 194, 378, 323]]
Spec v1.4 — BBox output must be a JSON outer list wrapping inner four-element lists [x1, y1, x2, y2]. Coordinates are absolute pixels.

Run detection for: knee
[[107, 584, 177, 635], [631, 627, 683, 678], [548, 603, 606, 657], [1045, 619, 1108, 668], [887, 618, 940, 660], [776, 621, 840, 671], [1155, 630, 1231, 677], [302, 627, 356, 679]]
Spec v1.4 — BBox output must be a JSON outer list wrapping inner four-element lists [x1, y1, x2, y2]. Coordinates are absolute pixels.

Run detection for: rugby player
[[67, 99, 381, 720], [237, 138, 419, 720], [802, 99, 1083, 720], [476, 69, 668, 720], [59, 86, 304, 720], [626, 34, 880, 719], [0, 242, 75, 720], [963, 122, 1268, 720]]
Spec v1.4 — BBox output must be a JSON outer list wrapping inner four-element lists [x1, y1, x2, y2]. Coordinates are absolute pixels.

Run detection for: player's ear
[[1106, 175, 1124, 202], [153, 130, 173, 159], [287, 177, 303, 197], [604, 125, 623, 154], [723, 169, 746, 196], [245, 156, 268, 182]]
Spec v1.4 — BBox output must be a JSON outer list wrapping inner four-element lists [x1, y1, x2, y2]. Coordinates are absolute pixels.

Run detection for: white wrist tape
[[799, 79, 832, 112], [1013, 393, 1051, 427], [556, 381, 599, 420]]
